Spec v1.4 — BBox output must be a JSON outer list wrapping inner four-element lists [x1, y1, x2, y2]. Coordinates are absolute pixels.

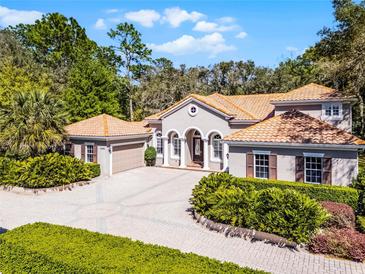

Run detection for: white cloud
[[286, 46, 299, 52], [94, 18, 106, 30], [0, 5, 42, 26], [149, 32, 235, 58], [162, 7, 204, 28], [217, 16, 235, 24], [105, 9, 119, 14], [124, 9, 160, 27], [193, 20, 237, 32], [235, 31, 247, 39]]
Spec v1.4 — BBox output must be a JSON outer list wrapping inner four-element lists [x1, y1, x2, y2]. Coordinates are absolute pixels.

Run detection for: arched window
[[171, 132, 181, 158], [156, 132, 163, 155], [211, 134, 222, 161]]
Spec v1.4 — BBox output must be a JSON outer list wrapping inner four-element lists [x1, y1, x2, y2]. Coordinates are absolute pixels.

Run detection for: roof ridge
[[103, 114, 109, 136], [214, 93, 256, 119]]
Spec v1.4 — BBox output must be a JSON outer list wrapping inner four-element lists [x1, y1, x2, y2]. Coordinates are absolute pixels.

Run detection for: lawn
[[0, 223, 266, 274]]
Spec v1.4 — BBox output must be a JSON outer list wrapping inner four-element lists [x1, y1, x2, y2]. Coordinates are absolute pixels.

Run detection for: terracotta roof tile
[[224, 110, 365, 146], [65, 114, 151, 137]]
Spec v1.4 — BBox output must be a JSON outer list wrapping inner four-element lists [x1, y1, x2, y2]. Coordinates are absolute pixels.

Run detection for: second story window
[[323, 103, 342, 119]]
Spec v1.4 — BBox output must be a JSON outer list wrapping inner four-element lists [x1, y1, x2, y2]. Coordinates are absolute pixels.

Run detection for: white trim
[[164, 128, 181, 138], [210, 133, 223, 163], [321, 102, 343, 120], [206, 129, 224, 140], [271, 98, 356, 106], [254, 153, 269, 179], [155, 131, 163, 157], [304, 156, 323, 184], [85, 143, 94, 163], [170, 132, 181, 160], [182, 127, 204, 138], [68, 133, 151, 141], [253, 150, 271, 155], [303, 152, 324, 158]]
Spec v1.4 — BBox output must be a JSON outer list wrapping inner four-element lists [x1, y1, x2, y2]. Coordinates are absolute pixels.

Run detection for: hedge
[[191, 173, 328, 243], [0, 153, 100, 188], [241, 177, 359, 210], [357, 216, 365, 233], [0, 223, 265, 274]]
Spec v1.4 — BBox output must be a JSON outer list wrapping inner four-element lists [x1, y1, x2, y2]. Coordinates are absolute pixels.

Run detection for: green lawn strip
[[0, 223, 266, 274]]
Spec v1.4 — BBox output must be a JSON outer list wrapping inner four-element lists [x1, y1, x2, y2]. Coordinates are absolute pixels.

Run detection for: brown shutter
[[269, 154, 277, 180], [81, 144, 85, 161], [246, 152, 254, 178], [70, 143, 75, 156], [323, 157, 332, 185], [295, 156, 304, 182], [93, 144, 98, 163]]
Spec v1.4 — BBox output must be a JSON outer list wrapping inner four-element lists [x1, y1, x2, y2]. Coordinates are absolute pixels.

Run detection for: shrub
[[144, 146, 156, 166], [320, 201, 355, 229], [191, 173, 328, 243], [357, 216, 365, 233], [86, 162, 101, 178], [0, 153, 93, 188], [308, 228, 365, 262], [0, 223, 265, 274]]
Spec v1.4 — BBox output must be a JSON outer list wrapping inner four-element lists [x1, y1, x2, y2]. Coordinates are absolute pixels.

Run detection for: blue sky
[[0, 0, 335, 67]]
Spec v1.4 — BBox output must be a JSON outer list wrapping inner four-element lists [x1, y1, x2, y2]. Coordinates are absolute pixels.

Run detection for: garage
[[112, 143, 145, 174]]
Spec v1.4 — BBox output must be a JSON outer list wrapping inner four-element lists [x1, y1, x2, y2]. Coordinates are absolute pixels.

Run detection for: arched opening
[[185, 128, 204, 168]]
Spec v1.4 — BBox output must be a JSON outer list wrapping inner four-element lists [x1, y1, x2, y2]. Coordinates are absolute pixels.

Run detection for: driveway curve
[[1, 167, 364, 274]]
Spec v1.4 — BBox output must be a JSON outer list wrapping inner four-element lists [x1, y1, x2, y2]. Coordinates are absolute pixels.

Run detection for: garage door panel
[[112, 143, 144, 174]]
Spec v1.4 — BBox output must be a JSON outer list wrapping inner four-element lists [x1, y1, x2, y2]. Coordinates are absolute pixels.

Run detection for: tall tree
[[0, 90, 67, 159], [108, 23, 152, 121]]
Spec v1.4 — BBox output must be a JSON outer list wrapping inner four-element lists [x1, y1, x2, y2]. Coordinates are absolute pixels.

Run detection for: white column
[[223, 142, 229, 171], [162, 137, 169, 167], [203, 138, 209, 170], [179, 137, 186, 168]]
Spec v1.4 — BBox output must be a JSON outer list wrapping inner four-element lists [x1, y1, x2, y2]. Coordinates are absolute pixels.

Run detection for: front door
[[193, 137, 203, 164]]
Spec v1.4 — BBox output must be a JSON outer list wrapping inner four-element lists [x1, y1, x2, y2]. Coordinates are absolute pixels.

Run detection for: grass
[[0, 223, 267, 274]]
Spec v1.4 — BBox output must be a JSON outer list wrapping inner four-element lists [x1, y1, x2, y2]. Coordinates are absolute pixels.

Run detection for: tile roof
[[271, 83, 343, 102], [65, 114, 151, 137], [224, 110, 365, 146], [145, 84, 349, 122]]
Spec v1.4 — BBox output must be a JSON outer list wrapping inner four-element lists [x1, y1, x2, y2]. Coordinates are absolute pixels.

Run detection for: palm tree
[[0, 90, 68, 159]]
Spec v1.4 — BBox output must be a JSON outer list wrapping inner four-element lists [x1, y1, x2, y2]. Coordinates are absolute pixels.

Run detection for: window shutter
[[246, 152, 254, 178], [295, 156, 304, 182], [93, 144, 98, 163], [81, 144, 85, 161], [269, 154, 277, 180], [323, 158, 332, 185]]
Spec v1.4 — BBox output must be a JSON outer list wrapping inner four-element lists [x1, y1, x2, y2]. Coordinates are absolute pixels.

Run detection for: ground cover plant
[[0, 223, 266, 274]]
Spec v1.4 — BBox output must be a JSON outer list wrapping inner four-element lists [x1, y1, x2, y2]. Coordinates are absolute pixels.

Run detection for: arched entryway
[[185, 129, 204, 168]]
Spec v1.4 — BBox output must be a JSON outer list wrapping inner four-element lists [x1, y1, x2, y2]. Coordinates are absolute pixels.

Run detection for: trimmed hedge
[[320, 201, 355, 229], [0, 153, 99, 188], [357, 216, 365, 233], [144, 146, 157, 166], [86, 162, 101, 178], [191, 173, 328, 243], [0, 223, 265, 274]]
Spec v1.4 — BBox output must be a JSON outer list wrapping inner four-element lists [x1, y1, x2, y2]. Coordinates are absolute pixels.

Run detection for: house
[[66, 83, 365, 186]]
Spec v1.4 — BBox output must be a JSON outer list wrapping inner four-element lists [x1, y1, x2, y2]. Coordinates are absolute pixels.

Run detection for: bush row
[[0, 153, 100, 188], [0, 223, 265, 274], [191, 173, 328, 243]]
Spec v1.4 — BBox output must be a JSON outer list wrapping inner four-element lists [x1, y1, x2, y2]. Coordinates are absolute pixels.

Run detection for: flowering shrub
[[308, 228, 365, 262], [320, 201, 355, 229]]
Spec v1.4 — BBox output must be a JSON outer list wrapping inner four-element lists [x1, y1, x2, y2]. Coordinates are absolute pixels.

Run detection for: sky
[[0, 0, 336, 68]]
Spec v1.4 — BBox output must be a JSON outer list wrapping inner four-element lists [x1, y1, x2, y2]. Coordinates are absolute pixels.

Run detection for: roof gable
[[224, 110, 365, 146], [65, 114, 150, 137]]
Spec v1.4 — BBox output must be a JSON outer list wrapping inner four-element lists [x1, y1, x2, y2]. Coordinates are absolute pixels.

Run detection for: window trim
[[155, 131, 163, 157], [210, 133, 223, 162], [322, 103, 343, 120], [254, 153, 269, 179], [85, 143, 94, 163], [188, 104, 198, 117], [170, 133, 181, 160], [304, 156, 323, 184]]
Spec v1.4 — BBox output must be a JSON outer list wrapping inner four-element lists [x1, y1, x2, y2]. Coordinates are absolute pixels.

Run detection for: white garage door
[[112, 143, 144, 174]]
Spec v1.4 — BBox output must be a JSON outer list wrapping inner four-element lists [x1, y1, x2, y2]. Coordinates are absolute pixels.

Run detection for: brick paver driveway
[[1, 167, 364, 274]]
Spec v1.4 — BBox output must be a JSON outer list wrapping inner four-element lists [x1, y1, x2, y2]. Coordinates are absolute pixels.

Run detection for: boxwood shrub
[[191, 173, 329, 243], [0, 153, 99, 188], [0, 223, 265, 274]]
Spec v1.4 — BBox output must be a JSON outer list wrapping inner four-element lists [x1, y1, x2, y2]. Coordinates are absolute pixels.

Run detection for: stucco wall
[[229, 145, 358, 186], [274, 103, 352, 132]]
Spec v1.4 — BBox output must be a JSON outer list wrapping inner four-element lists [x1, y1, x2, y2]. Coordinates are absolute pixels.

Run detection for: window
[[156, 132, 163, 155], [211, 134, 222, 161], [171, 133, 181, 158], [86, 145, 94, 163], [254, 154, 269, 179], [188, 105, 198, 116], [305, 157, 322, 184], [323, 103, 342, 118]]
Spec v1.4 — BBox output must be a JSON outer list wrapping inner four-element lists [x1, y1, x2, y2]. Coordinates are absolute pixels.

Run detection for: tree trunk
[[358, 93, 365, 137], [129, 96, 134, 121]]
